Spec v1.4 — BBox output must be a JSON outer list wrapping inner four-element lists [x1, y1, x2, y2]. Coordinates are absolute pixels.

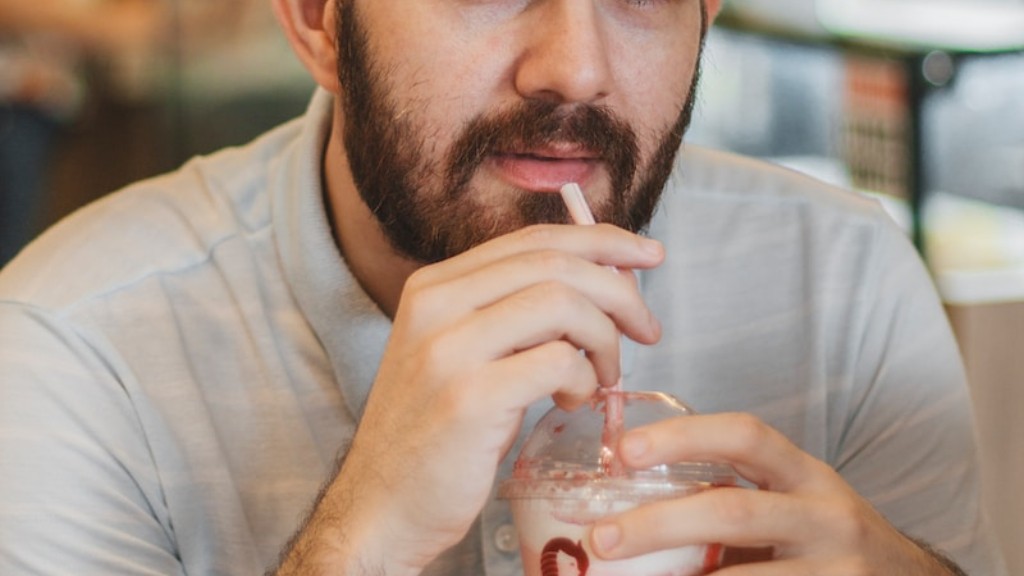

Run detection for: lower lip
[[488, 154, 597, 192]]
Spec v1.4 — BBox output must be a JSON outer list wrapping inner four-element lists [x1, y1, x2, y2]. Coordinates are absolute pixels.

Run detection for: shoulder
[[642, 146, 929, 371], [0, 118, 304, 314], [668, 145, 888, 221], [651, 145, 910, 264]]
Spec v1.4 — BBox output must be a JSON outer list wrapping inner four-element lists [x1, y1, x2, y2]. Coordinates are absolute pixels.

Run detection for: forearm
[[269, 458, 421, 576], [908, 536, 969, 576]]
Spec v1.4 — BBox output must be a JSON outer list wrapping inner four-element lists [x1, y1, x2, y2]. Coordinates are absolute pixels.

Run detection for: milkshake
[[499, 392, 737, 576]]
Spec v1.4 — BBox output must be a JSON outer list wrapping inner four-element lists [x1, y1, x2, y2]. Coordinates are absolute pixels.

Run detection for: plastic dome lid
[[499, 391, 737, 501]]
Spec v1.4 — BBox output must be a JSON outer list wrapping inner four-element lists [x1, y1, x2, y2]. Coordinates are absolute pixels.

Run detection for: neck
[[322, 102, 420, 319]]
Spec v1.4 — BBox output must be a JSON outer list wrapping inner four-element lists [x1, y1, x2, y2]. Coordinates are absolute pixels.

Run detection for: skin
[[269, 0, 961, 574]]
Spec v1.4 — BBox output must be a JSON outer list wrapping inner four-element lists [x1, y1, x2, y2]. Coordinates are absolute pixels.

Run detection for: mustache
[[444, 100, 640, 198]]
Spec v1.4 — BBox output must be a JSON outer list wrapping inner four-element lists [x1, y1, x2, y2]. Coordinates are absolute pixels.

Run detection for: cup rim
[[498, 463, 737, 500]]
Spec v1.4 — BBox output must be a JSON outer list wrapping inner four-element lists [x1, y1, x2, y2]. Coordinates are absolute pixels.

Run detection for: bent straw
[[559, 183, 626, 477]]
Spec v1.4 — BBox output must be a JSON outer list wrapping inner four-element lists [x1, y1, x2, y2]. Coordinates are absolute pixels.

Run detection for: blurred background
[[694, 3, 1024, 573], [0, 0, 314, 265], [0, 0, 1021, 573]]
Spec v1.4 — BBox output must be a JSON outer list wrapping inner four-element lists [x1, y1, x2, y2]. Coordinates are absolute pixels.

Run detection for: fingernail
[[640, 238, 663, 257], [592, 523, 621, 554], [621, 433, 649, 461]]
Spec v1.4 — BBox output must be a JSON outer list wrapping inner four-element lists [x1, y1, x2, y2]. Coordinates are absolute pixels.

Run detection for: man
[[0, 0, 1005, 574]]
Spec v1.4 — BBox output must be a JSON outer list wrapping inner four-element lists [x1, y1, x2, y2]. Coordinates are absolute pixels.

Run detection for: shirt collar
[[271, 88, 391, 420]]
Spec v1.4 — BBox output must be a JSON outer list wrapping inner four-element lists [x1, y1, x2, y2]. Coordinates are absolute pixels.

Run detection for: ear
[[272, 0, 340, 93]]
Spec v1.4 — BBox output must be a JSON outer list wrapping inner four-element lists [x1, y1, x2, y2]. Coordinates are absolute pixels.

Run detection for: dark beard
[[335, 1, 706, 264]]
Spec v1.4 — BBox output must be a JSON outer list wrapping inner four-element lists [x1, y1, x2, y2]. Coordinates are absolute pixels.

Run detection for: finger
[[400, 249, 659, 345], [618, 413, 833, 492], [413, 223, 664, 287], [473, 340, 599, 413], [437, 280, 624, 387], [589, 487, 819, 559]]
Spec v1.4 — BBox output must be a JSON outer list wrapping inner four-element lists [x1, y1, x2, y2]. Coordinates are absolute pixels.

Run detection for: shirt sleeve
[[834, 219, 1007, 575], [0, 303, 185, 576]]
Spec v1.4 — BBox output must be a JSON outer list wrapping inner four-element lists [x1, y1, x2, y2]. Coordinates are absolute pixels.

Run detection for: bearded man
[[0, 0, 1006, 575]]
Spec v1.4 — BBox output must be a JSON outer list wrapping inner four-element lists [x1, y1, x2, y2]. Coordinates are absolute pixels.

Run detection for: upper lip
[[496, 144, 600, 161]]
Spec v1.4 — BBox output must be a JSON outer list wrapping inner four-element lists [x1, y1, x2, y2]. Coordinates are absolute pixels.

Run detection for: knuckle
[[401, 271, 443, 314], [820, 497, 869, 547], [432, 377, 474, 423], [530, 249, 574, 277], [420, 347, 479, 417], [397, 287, 446, 336], [544, 340, 584, 373], [545, 343, 596, 410], [517, 224, 558, 246], [531, 280, 579, 313], [710, 491, 757, 527], [554, 345, 594, 389], [417, 333, 457, 380], [727, 413, 772, 455], [444, 380, 479, 420], [405, 283, 440, 313], [404, 266, 435, 294]]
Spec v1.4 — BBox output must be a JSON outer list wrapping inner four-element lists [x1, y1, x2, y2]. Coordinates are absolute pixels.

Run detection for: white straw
[[558, 182, 626, 477], [559, 183, 598, 226], [560, 183, 617, 273]]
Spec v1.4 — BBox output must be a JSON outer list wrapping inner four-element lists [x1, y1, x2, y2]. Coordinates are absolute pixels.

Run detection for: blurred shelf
[[721, 1, 1024, 54], [713, 5, 1024, 254]]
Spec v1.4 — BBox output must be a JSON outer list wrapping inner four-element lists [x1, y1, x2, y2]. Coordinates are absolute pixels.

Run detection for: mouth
[[488, 146, 601, 192]]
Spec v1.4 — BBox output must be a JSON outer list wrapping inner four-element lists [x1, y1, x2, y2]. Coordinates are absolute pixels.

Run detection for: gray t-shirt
[[0, 89, 1005, 575]]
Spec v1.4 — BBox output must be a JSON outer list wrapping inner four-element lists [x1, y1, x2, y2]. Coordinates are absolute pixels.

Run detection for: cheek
[[614, 39, 701, 153], [381, 42, 505, 160], [617, 82, 691, 167], [368, 58, 474, 163], [400, 81, 486, 168]]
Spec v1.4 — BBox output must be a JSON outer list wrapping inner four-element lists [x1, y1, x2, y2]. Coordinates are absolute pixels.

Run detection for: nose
[[514, 0, 614, 105]]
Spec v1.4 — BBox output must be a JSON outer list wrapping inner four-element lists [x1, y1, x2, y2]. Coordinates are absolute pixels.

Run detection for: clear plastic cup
[[499, 391, 737, 576]]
